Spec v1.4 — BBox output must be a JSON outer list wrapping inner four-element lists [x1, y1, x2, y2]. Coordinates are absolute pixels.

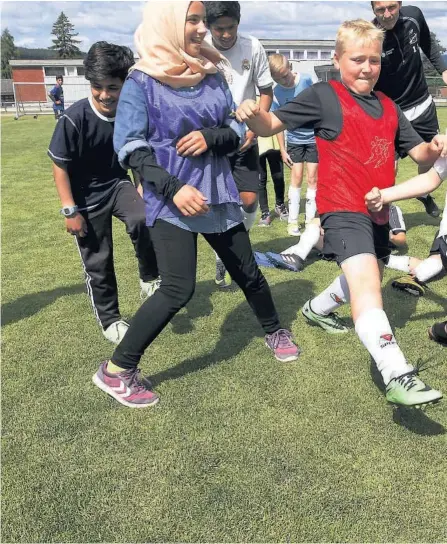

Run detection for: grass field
[[1, 109, 447, 543]]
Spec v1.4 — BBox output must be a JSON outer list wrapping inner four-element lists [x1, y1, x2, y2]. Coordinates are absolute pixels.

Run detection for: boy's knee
[[241, 192, 258, 212]]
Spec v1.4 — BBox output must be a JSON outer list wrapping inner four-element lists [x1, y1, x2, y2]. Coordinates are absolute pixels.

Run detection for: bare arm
[[408, 135, 447, 165], [53, 163, 75, 206], [365, 168, 443, 212], [277, 130, 293, 168], [236, 100, 286, 137], [381, 169, 443, 203], [52, 163, 87, 237], [258, 86, 273, 113]]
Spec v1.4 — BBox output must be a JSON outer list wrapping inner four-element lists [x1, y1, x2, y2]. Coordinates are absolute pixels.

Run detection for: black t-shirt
[[374, 6, 447, 110], [273, 82, 423, 157], [47, 97, 129, 209]]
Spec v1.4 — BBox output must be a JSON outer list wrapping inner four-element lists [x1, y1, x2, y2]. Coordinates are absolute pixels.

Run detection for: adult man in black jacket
[[372, 1, 447, 217]]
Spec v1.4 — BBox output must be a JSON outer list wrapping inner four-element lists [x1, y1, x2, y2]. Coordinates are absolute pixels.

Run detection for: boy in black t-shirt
[[48, 42, 159, 345]]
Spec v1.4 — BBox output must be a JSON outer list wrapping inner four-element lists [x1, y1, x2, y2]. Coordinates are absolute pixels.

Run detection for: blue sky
[[2, 1, 447, 52]]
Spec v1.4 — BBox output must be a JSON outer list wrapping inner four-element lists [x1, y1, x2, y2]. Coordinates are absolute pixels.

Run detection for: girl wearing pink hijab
[[92, 1, 300, 408]]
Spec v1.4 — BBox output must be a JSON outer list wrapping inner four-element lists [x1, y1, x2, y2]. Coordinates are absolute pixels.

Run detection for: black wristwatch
[[60, 205, 79, 218]]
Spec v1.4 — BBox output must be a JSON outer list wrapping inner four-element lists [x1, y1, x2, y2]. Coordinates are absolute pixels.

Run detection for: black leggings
[[112, 220, 281, 369], [258, 150, 285, 215]]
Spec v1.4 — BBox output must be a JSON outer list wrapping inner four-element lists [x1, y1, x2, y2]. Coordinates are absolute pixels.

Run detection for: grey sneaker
[[215, 259, 232, 289], [140, 277, 161, 300], [274, 203, 289, 221], [386, 369, 442, 407], [302, 300, 349, 334], [93, 361, 160, 408]]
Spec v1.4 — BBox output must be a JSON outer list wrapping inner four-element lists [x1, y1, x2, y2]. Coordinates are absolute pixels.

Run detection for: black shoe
[[416, 195, 440, 217], [265, 252, 305, 272], [428, 321, 447, 346]]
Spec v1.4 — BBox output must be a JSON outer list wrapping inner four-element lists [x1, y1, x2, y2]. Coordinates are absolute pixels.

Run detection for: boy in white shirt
[[205, 1, 274, 288]]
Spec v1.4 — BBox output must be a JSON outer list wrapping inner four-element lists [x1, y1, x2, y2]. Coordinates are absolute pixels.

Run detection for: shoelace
[[122, 368, 147, 393], [327, 312, 346, 329], [394, 370, 420, 392], [269, 329, 293, 348]]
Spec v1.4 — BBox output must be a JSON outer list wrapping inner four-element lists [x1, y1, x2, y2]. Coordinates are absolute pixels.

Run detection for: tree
[[422, 32, 447, 79], [1, 28, 17, 78], [49, 12, 82, 58]]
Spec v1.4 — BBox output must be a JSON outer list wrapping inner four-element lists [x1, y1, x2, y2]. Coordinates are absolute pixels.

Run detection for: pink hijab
[[132, 0, 232, 88]]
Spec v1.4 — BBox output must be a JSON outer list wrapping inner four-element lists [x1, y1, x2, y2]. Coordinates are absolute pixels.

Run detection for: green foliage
[[1, 28, 16, 78], [49, 11, 82, 59], [422, 32, 447, 78], [1, 112, 447, 542]]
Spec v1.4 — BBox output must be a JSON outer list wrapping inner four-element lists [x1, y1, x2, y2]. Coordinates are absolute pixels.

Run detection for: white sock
[[385, 255, 410, 273], [305, 188, 317, 224], [310, 274, 350, 315], [282, 222, 320, 260], [439, 192, 447, 236], [355, 308, 412, 385], [241, 207, 257, 231], [414, 257, 444, 282], [288, 186, 301, 224]]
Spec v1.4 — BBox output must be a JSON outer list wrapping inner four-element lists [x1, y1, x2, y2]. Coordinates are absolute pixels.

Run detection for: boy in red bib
[[236, 20, 447, 408]]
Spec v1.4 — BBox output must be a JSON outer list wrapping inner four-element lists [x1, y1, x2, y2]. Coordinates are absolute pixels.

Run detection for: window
[[321, 51, 332, 60], [77, 67, 85, 76], [294, 51, 305, 60], [307, 51, 319, 60], [266, 50, 277, 56], [66, 66, 77, 76], [44, 66, 65, 77]]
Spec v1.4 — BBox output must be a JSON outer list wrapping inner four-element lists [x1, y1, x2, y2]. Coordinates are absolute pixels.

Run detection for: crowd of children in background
[[48, 1, 447, 411]]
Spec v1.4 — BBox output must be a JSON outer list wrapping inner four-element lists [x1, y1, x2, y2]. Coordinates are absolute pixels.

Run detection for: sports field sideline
[[1, 111, 446, 542]]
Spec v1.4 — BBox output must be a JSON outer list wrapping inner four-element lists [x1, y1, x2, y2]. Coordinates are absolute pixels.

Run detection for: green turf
[[1, 109, 446, 543]]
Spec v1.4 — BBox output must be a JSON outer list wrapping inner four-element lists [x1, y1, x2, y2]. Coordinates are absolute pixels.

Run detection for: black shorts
[[397, 101, 440, 159], [410, 100, 440, 142], [430, 231, 447, 270], [287, 143, 319, 164], [228, 144, 260, 193], [320, 212, 391, 266]]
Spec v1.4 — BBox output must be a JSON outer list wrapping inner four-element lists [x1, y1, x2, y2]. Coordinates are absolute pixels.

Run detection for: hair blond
[[335, 19, 384, 55], [268, 53, 288, 74]]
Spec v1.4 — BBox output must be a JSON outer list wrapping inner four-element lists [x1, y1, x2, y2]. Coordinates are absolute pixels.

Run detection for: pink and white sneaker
[[93, 361, 159, 408], [265, 329, 301, 362]]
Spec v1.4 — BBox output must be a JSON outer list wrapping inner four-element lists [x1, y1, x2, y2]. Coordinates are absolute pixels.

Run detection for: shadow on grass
[[1, 284, 86, 327], [170, 280, 215, 335], [392, 406, 445, 435], [383, 277, 447, 329], [149, 277, 315, 387], [403, 210, 440, 233], [369, 359, 445, 436]]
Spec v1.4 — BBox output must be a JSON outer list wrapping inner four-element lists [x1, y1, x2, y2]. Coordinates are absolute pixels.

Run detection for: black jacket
[[374, 5, 447, 110]]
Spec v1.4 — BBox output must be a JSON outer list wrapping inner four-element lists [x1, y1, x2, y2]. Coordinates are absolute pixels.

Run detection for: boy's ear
[[333, 53, 340, 70]]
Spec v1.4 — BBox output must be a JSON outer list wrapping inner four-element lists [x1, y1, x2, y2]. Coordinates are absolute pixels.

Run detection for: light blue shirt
[[272, 74, 315, 145]]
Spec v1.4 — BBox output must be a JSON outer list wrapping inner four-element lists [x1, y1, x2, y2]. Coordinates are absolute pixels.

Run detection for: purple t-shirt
[[128, 70, 241, 227]]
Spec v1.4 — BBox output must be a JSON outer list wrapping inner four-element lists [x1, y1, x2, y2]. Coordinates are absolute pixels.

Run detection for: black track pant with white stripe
[[75, 181, 158, 330]]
